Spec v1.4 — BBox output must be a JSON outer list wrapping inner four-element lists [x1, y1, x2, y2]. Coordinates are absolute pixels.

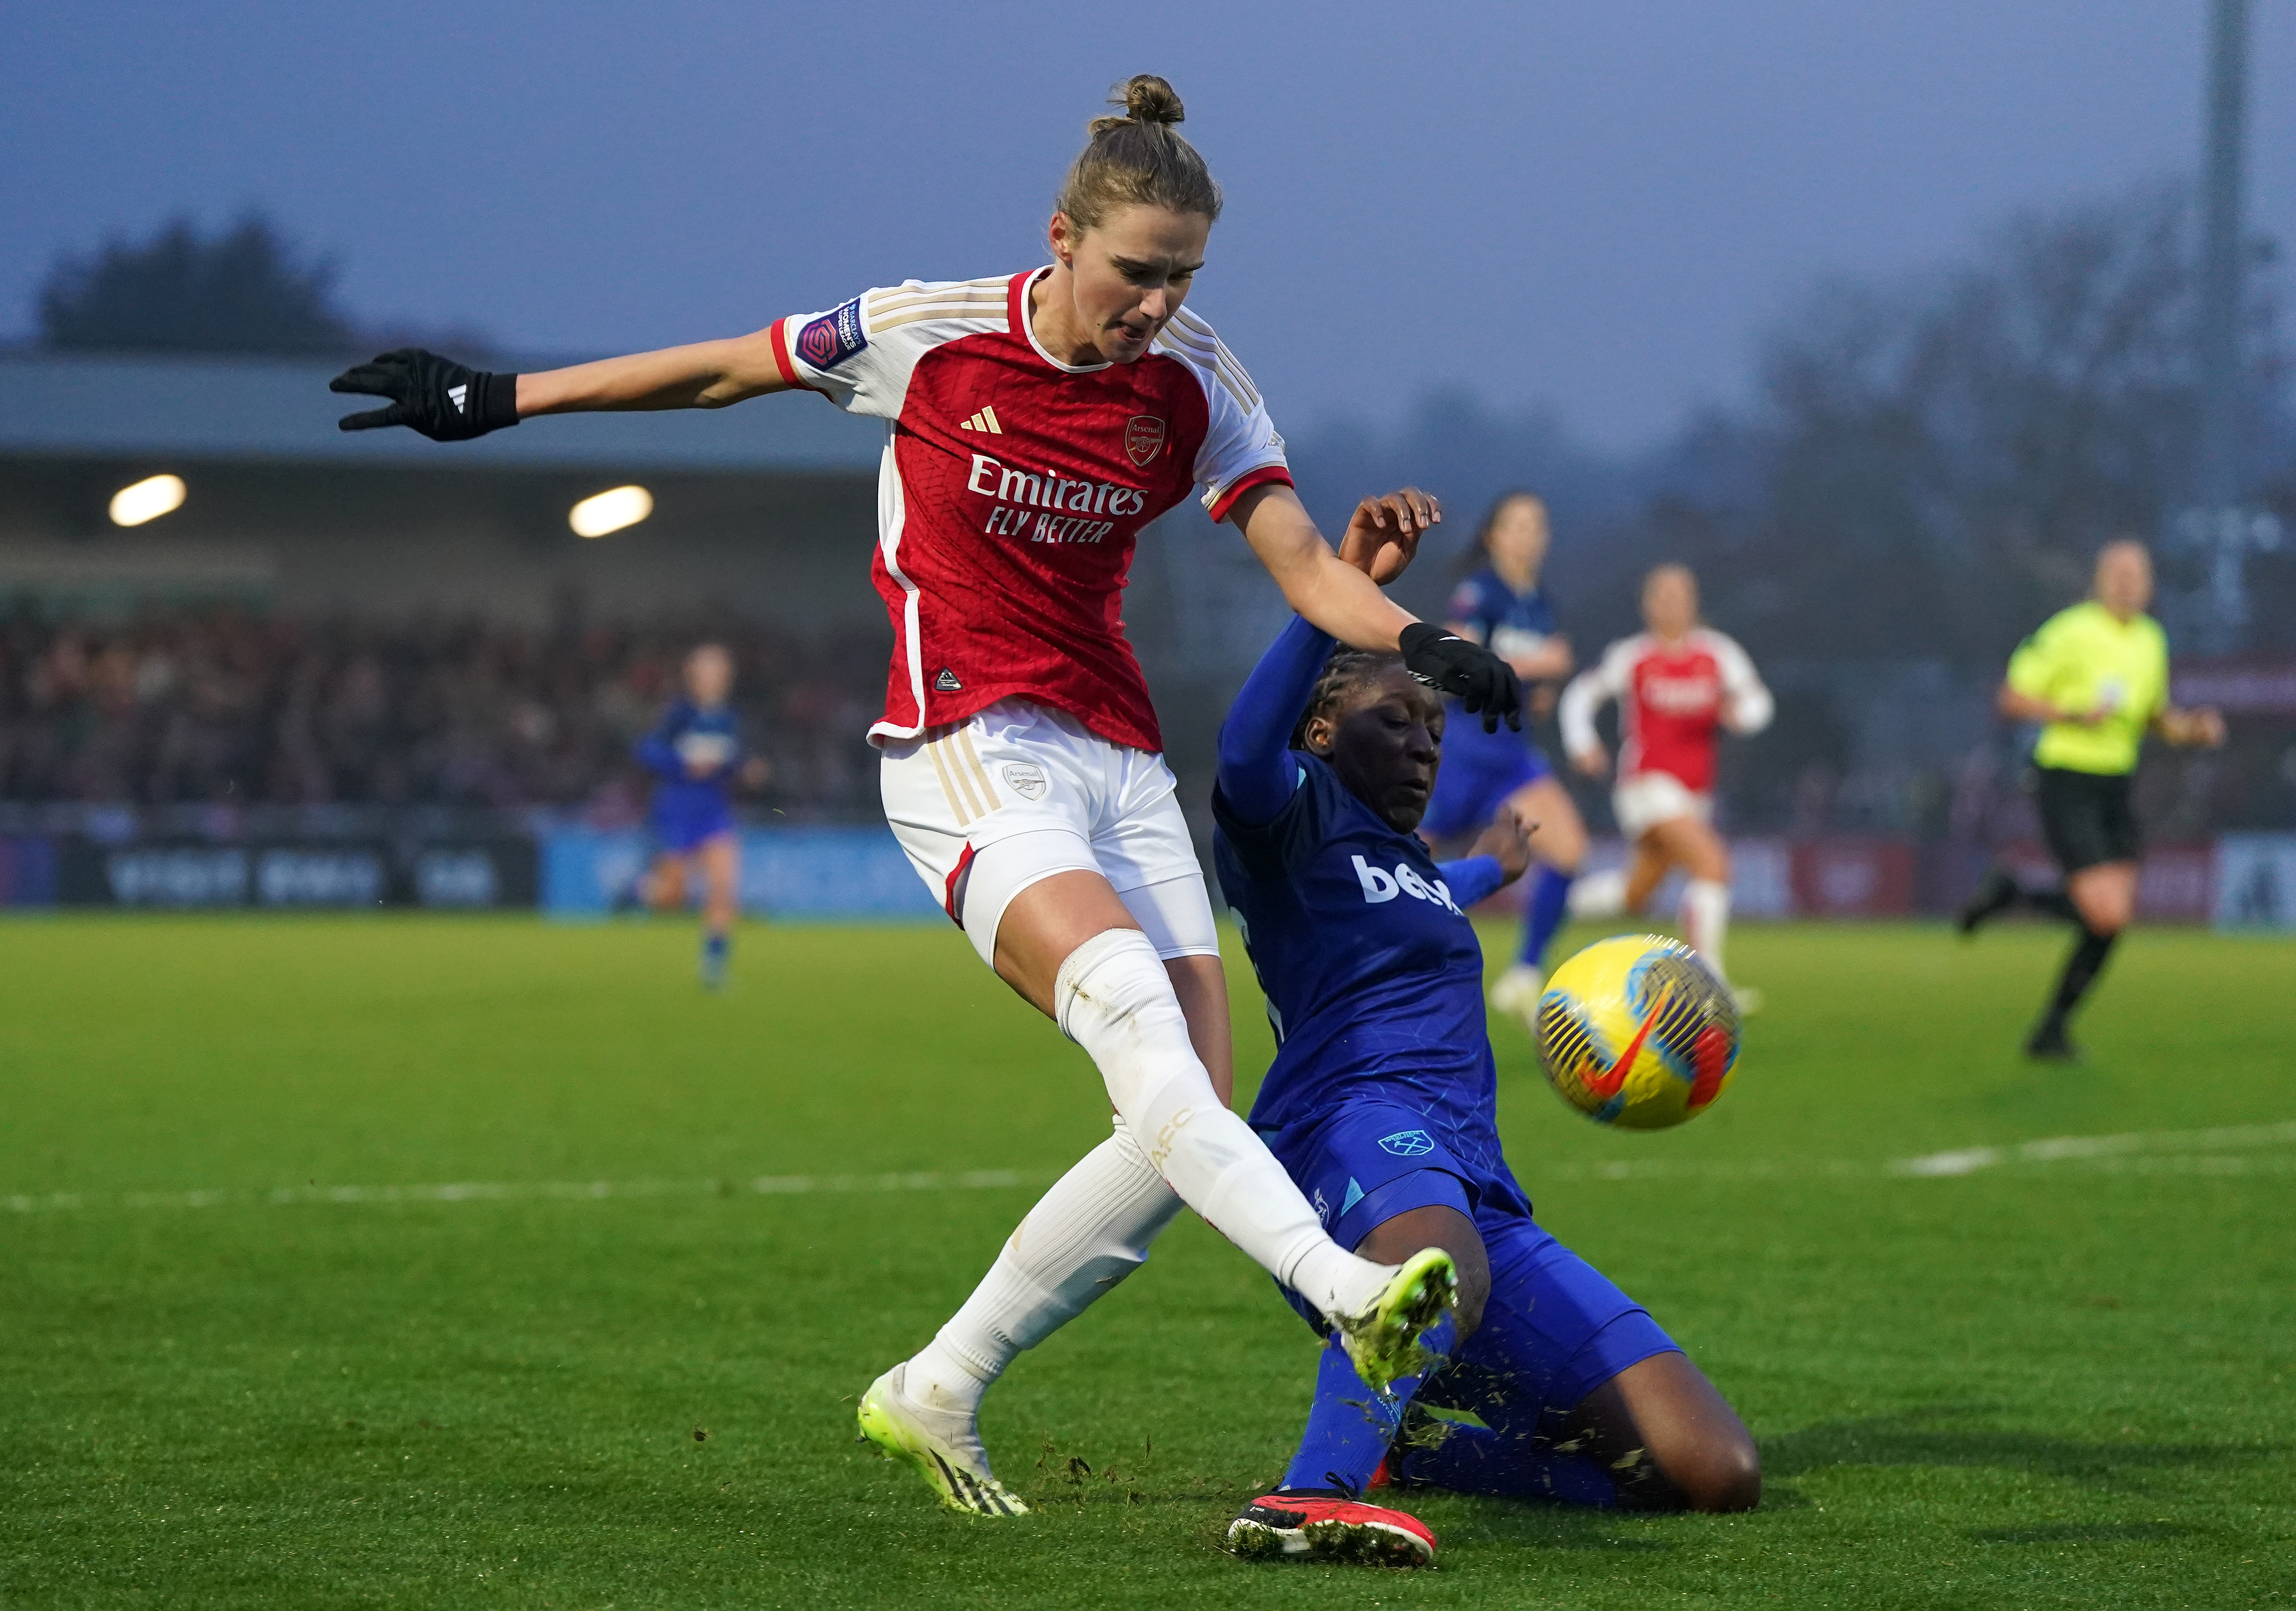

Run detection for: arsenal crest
[[1124, 415, 1167, 468]]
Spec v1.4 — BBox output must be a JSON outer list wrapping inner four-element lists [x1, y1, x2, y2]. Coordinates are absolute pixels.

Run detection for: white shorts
[[879, 698, 1219, 967], [1613, 771, 1712, 841]]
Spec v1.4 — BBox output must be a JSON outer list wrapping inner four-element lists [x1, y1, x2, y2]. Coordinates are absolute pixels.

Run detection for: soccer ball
[[1533, 934, 1740, 1130]]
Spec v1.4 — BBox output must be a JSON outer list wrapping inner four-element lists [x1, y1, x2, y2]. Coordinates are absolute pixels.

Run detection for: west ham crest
[[1124, 415, 1167, 467]]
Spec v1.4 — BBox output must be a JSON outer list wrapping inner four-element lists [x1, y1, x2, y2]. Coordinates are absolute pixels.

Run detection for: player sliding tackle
[[1213, 517, 1760, 1566], [329, 75, 1519, 1516]]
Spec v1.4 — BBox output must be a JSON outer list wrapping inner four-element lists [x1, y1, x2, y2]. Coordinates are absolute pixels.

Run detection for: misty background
[[4, 1, 2294, 872]]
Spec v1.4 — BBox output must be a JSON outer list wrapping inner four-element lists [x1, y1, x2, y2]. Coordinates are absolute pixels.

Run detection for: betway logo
[[1353, 855, 1462, 914], [966, 452, 1147, 546]]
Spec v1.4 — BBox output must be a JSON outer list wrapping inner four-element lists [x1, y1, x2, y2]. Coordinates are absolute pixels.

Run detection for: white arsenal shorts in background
[[879, 698, 1218, 966], [1611, 771, 1712, 841]]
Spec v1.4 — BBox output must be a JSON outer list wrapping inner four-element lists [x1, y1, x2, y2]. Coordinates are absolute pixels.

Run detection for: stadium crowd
[[0, 605, 2285, 846], [0, 607, 888, 821]]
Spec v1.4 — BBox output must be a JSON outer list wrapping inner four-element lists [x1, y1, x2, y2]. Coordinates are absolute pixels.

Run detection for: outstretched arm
[[1230, 482, 1420, 651], [1216, 615, 1335, 826], [518, 333, 792, 414], [1229, 482, 1522, 732], [332, 331, 792, 440]]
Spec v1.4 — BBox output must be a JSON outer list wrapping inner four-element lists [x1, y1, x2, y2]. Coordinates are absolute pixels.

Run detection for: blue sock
[[1518, 866, 1574, 970], [1278, 1314, 1457, 1495], [700, 931, 729, 982]]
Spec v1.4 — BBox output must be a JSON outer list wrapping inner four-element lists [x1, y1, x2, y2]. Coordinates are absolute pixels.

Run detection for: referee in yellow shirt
[[1958, 540, 2225, 1059]]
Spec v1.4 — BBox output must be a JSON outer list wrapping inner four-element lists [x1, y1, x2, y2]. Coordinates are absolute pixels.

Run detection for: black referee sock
[[2025, 887, 2082, 924], [2041, 926, 2117, 1031]]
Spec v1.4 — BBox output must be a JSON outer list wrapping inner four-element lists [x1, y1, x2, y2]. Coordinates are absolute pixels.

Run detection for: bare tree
[[38, 214, 357, 356], [1576, 183, 2287, 667]]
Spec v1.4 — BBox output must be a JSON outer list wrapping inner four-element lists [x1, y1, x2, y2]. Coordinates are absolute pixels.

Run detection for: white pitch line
[[1540, 1119, 2296, 1184], [1, 1168, 1038, 1217], [1890, 1119, 2296, 1178], [10, 1120, 2295, 1216]]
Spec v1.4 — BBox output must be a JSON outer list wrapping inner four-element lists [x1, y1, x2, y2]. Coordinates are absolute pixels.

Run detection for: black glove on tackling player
[[1400, 621, 1523, 733], [330, 349, 520, 442]]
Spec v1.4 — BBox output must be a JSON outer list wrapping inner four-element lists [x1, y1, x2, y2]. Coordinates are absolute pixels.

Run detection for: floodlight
[[110, 474, 187, 527], [569, 485, 653, 538]]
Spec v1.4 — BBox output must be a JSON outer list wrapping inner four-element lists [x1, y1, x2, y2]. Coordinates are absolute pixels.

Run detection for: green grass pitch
[[3, 914, 2291, 1609]]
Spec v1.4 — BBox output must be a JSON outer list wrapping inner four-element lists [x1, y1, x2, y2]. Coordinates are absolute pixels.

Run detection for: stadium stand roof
[[0, 351, 884, 472]]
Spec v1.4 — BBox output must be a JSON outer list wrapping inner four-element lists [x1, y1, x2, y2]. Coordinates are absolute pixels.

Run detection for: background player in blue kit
[[633, 643, 768, 988], [1213, 494, 1758, 1567], [1422, 491, 1591, 1035]]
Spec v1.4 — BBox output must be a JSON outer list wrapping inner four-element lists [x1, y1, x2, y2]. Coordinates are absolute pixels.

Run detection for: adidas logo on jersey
[[958, 406, 1004, 434], [447, 383, 468, 415], [934, 668, 963, 692]]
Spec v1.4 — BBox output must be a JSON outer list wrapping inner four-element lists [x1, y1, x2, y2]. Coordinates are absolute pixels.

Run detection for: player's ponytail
[[1057, 74, 1223, 230]]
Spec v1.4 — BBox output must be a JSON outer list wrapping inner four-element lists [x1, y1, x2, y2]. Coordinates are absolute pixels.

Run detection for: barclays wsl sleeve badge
[[797, 297, 868, 370], [1125, 415, 1167, 467]]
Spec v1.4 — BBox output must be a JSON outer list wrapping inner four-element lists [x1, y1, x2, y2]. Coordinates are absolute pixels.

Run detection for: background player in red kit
[[329, 75, 1519, 1516], [1559, 564, 1771, 1007]]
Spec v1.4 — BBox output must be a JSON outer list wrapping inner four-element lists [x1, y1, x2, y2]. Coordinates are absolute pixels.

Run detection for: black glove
[[1400, 621, 1523, 733], [330, 349, 520, 441]]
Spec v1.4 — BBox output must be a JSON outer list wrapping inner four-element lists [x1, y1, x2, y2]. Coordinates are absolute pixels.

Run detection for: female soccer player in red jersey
[[332, 75, 1518, 1515], [1558, 564, 1771, 1007]]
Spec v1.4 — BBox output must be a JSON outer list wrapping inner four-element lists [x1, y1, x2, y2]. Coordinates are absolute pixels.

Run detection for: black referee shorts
[[2034, 766, 2140, 874]]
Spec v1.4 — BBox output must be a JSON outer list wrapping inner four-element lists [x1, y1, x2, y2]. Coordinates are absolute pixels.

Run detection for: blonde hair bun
[[1122, 74, 1184, 125], [1089, 74, 1185, 136], [1064, 74, 1221, 226]]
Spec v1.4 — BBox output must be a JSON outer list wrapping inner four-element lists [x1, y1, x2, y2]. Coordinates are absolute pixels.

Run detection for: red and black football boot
[[1226, 1489, 1436, 1567]]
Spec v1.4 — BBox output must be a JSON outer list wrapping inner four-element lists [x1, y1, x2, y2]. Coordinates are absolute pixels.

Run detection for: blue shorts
[[1420, 735, 1550, 843], [650, 800, 735, 855], [1265, 1098, 1677, 1417], [1426, 1224, 1680, 1430], [1263, 1100, 1482, 1275]]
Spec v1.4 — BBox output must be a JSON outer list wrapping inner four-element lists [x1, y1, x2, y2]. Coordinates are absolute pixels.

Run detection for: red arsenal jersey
[[1559, 629, 1772, 793], [770, 269, 1292, 752]]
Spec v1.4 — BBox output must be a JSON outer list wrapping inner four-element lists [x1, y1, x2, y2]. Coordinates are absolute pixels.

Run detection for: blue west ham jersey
[[1445, 567, 1561, 761], [1213, 754, 1529, 1215], [638, 701, 743, 847]]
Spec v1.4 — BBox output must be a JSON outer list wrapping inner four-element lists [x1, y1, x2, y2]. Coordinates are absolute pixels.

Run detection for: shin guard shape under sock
[[1054, 930, 1383, 1322], [909, 1117, 1183, 1414], [1281, 1315, 1457, 1495]]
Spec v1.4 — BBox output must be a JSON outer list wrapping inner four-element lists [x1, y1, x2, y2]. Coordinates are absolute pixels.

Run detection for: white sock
[[1682, 878, 1731, 980], [1053, 930, 1388, 1325], [906, 1115, 1184, 1417], [1570, 868, 1627, 918]]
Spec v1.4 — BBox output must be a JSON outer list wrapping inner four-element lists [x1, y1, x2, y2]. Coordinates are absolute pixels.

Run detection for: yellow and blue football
[[1534, 934, 1740, 1130]]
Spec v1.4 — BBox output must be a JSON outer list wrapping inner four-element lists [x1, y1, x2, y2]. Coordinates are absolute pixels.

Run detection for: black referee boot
[[2023, 1017, 2079, 1062], [1956, 865, 2021, 936]]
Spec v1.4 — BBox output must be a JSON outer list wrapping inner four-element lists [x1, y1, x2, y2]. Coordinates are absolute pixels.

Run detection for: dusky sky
[[3, 1, 2289, 452]]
